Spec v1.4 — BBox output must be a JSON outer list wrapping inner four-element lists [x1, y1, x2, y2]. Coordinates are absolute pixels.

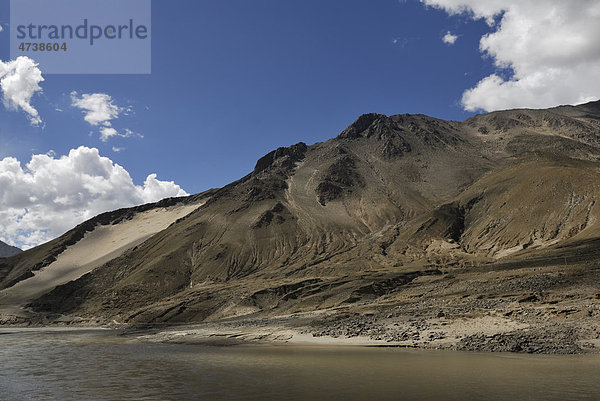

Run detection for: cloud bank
[[0, 56, 44, 125], [421, 0, 600, 111], [0, 147, 188, 249]]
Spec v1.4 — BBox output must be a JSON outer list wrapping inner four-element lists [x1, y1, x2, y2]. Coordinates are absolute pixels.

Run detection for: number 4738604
[[18, 42, 67, 52]]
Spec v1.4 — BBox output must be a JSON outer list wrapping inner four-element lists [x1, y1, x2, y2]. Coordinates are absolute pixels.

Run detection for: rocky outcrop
[[316, 155, 364, 205], [253, 142, 308, 175]]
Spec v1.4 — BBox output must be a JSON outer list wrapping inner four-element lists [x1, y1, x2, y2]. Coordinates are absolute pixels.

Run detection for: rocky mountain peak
[[0, 241, 21, 259], [253, 142, 308, 175], [337, 113, 388, 139]]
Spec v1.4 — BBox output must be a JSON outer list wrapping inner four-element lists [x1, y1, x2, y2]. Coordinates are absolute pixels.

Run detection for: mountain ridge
[[2, 100, 600, 353]]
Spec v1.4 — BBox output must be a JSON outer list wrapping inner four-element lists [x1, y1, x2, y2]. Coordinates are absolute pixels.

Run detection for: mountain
[[2, 100, 600, 353], [0, 241, 21, 259]]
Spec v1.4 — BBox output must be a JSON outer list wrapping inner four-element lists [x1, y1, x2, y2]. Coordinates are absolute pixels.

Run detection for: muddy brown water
[[1, 328, 599, 400]]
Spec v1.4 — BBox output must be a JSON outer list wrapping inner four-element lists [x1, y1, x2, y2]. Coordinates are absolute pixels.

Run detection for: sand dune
[[0, 202, 203, 315]]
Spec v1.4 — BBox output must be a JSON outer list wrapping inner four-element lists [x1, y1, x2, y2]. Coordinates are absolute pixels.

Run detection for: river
[[1, 328, 599, 400]]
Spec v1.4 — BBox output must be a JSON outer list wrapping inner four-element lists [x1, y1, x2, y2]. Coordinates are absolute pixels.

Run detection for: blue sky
[[1, 0, 598, 247], [1, 0, 495, 191]]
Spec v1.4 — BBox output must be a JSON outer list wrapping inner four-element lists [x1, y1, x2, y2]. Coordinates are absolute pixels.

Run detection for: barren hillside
[[2, 101, 600, 353]]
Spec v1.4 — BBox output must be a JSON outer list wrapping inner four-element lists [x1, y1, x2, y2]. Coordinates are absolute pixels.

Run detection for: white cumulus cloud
[[0, 147, 188, 249], [0, 56, 44, 125], [100, 127, 119, 142], [71, 92, 120, 126], [421, 0, 600, 111], [442, 31, 458, 45], [71, 92, 141, 142]]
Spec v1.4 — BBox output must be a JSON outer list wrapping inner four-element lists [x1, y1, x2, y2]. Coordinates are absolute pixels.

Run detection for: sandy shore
[[116, 308, 598, 354], [2, 304, 599, 354]]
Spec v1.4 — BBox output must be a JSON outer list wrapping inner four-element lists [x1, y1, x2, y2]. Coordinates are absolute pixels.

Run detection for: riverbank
[[2, 308, 598, 354], [119, 306, 599, 354]]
